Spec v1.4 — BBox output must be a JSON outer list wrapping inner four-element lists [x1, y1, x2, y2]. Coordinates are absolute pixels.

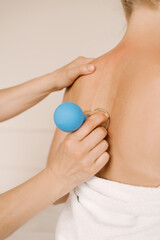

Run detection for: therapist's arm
[[0, 169, 64, 240], [0, 112, 109, 239], [47, 128, 70, 205], [0, 56, 95, 122]]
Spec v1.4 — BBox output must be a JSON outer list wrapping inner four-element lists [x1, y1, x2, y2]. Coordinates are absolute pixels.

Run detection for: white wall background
[[0, 0, 126, 239]]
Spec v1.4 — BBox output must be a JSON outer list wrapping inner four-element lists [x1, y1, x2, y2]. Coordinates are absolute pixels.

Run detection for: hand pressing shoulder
[[62, 51, 118, 114]]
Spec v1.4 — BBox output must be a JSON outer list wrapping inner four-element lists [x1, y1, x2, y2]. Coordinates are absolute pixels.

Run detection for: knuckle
[[89, 166, 96, 175], [64, 138, 72, 149], [86, 118, 95, 129], [77, 56, 84, 61]]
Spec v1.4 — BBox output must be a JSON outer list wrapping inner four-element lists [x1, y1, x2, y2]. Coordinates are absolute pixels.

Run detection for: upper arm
[[47, 72, 98, 205], [62, 75, 97, 112], [47, 62, 107, 204], [48, 58, 110, 165], [47, 72, 98, 164]]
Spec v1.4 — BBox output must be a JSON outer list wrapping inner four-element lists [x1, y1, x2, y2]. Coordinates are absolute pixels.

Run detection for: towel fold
[[55, 176, 160, 240]]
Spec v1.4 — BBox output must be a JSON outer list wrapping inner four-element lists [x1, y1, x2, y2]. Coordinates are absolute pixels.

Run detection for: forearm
[[0, 168, 65, 240], [0, 56, 96, 122], [0, 72, 57, 122]]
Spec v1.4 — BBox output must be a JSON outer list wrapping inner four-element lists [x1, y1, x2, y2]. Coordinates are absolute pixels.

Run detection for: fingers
[[74, 56, 95, 65], [67, 63, 96, 80], [72, 112, 109, 141], [88, 140, 109, 161], [65, 56, 96, 80], [81, 127, 107, 152], [90, 152, 110, 175], [76, 56, 95, 64], [67, 56, 95, 68]]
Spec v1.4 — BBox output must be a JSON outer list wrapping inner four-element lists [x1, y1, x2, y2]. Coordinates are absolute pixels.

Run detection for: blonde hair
[[121, 0, 160, 20]]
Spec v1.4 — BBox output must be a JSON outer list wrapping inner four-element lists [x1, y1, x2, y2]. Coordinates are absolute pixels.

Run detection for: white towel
[[55, 175, 160, 240]]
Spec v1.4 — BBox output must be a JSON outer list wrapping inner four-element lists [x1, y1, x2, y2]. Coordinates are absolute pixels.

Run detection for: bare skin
[[0, 57, 96, 122], [0, 57, 111, 239], [48, 5, 160, 197]]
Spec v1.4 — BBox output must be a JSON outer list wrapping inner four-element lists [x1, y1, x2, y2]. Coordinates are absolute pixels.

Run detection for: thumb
[[68, 64, 96, 81]]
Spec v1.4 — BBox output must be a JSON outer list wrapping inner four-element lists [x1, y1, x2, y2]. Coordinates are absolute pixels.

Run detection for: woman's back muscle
[[62, 48, 160, 187]]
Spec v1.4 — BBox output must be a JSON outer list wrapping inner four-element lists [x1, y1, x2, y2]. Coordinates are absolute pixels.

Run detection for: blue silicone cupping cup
[[54, 102, 87, 132]]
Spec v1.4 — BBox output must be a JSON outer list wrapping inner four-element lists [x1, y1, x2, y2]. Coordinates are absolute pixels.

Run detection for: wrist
[[43, 167, 68, 202], [41, 71, 59, 94], [30, 71, 58, 98]]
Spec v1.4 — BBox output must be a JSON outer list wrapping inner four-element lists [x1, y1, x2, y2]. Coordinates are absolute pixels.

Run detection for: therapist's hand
[[46, 111, 110, 199], [48, 56, 96, 91], [0, 56, 95, 122]]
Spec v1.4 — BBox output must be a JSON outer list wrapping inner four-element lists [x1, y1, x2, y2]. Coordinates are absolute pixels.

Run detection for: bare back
[[61, 47, 160, 187]]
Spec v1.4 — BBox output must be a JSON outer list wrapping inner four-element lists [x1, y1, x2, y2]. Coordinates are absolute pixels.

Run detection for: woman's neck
[[120, 6, 160, 53]]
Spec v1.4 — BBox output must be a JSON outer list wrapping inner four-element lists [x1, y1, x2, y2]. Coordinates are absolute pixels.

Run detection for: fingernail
[[88, 64, 95, 72], [104, 112, 109, 118]]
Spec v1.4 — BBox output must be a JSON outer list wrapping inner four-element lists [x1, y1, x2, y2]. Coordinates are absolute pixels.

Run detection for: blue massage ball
[[54, 102, 87, 132]]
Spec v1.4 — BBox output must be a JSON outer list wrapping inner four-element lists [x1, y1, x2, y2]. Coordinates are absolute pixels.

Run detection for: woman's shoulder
[[66, 48, 122, 92], [63, 50, 119, 112]]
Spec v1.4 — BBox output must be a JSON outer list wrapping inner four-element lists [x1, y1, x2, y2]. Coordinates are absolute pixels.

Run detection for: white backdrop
[[0, 0, 126, 239]]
